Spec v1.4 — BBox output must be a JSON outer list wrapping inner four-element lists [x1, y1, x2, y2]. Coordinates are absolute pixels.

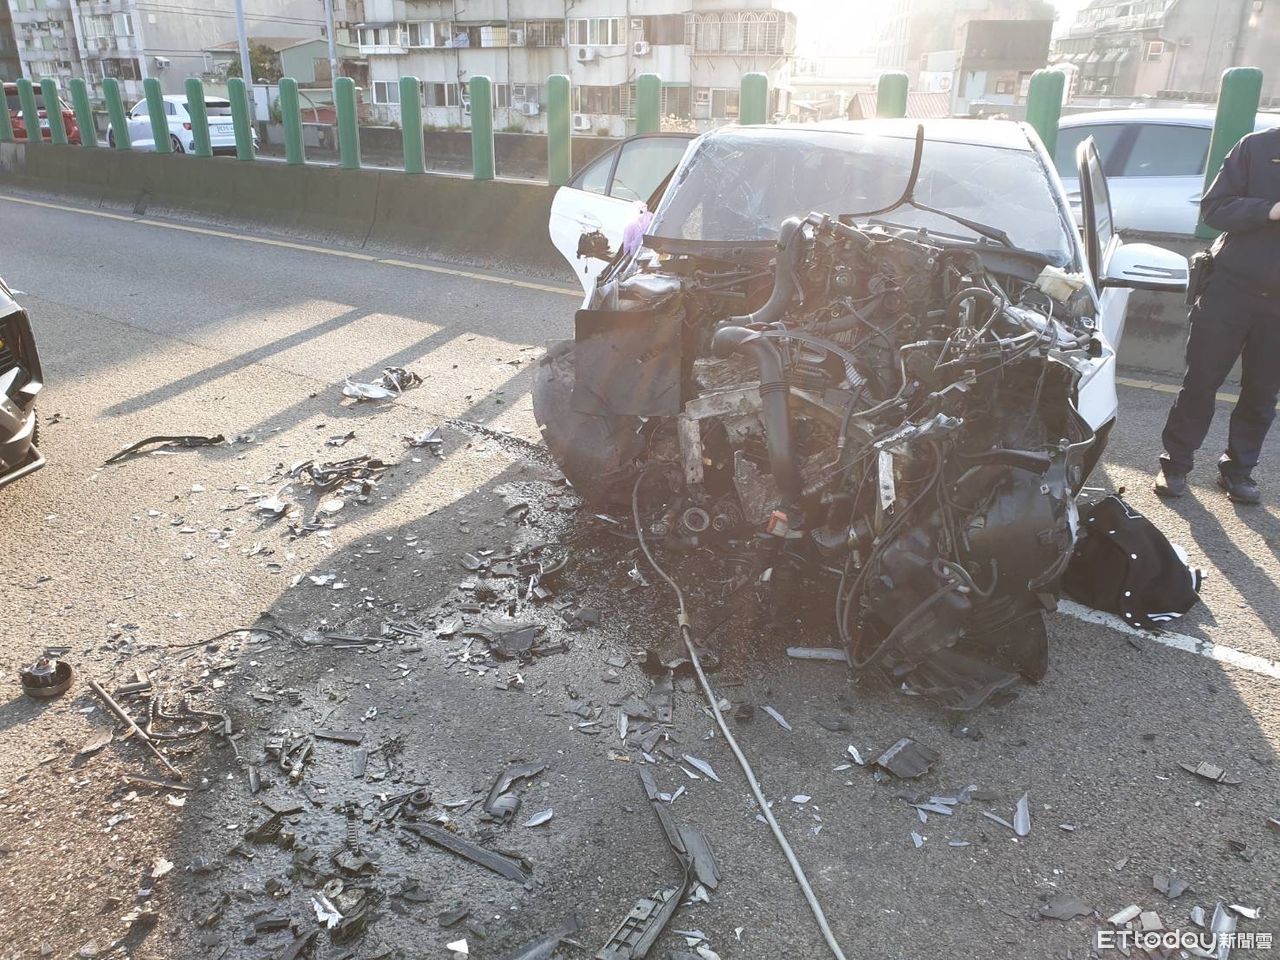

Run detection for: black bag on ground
[[1062, 495, 1202, 630]]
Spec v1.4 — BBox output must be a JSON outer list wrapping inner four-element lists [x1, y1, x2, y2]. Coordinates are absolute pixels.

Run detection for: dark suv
[[0, 277, 44, 489]]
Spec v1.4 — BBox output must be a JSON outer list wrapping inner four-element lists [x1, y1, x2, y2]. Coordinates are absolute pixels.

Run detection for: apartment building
[[875, 0, 1055, 75], [7, 0, 345, 102], [0, 2, 20, 79], [352, 0, 797, 135], [1052, 0, 1280, 103]]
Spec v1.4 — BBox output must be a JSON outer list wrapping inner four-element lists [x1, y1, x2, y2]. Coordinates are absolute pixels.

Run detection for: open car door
[[549, 134, 694, 295], [1077, 136, 1130, 348]]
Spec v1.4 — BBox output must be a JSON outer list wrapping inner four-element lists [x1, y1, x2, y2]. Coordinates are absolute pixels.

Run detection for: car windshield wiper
[[901, 200, 1012, 247], [861, 219, 1056, 264]]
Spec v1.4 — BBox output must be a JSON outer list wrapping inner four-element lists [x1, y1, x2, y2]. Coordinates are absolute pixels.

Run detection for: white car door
[[1076, 136, 1126, 430], [126, 101, 153, 149], [549, 134, 694, 295]]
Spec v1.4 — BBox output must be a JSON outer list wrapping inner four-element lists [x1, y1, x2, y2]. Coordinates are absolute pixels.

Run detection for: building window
[[573, 84, 623, 115], [423, 82, 459, 107], [405, 21, 451, 47], [357, 26, 393, 47], [1144, 40, 1165, 61], [569, 18, 625, 46], [687, 11, 791, 55], [372, 80, 399, 104], [994, 78, 1015, 95], [520, 19, 564, 47]]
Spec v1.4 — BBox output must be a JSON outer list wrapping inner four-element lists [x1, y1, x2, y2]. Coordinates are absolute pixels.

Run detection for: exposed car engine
[[535, 212, 1103, 710]]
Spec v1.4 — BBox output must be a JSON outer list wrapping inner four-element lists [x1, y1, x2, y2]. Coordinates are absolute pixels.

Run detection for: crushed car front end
[[0, 278, 45, 490], [535, 122, 1113, 710]]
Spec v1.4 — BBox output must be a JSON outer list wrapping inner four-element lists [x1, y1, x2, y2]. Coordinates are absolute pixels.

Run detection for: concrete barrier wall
[[0, 141, 1219, 381], [0, 141, 567, 276]]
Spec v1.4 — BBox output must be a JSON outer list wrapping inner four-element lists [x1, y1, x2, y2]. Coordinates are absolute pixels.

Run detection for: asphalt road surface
[[0, 191, 1277, 960]]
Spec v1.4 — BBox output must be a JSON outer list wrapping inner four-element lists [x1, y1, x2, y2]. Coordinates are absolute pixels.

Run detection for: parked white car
[[106, 94, 258, 155], [1054, 108, 1280, 236]]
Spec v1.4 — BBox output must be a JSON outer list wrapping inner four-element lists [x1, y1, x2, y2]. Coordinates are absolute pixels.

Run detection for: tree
[[225, 43, 283, 83]]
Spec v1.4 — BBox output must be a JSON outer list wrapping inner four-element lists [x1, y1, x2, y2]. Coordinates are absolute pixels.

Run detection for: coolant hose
[[731, 215, 806, 327], [711, 325, 802, 506]]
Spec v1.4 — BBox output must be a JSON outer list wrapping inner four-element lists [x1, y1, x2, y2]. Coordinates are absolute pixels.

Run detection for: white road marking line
[[1058, 599, 1280, 681], [1117, 376, 1241, 406], [0, 192, 581, 298]]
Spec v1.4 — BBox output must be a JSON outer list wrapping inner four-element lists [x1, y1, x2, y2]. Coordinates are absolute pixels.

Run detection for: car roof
[[1060, 107, 1280, 130], [708, 118, 1038, 151]]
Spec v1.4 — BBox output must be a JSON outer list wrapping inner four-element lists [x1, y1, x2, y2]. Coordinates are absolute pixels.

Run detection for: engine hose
[[711, 325, 802, 506], [945, 285, 998, 328], [730, 215, 806, 327], [631, 474, 850, 960]]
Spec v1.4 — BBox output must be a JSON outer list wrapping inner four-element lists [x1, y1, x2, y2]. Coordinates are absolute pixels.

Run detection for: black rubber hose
[[731, 215, 806, 327], [711, 325, 802, 506], [945, 286, 998, 328]]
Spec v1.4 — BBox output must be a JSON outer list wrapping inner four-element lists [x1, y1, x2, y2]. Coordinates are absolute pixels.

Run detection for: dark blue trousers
[[1160, 275, 1280, 478]]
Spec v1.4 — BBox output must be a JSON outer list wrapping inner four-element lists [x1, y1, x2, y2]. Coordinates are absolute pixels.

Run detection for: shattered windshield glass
[[648, 126, 1074, 266]]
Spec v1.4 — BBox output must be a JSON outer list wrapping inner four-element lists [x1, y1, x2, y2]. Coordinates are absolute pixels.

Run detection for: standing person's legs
[[1159, 281, 1251, 482], [1220, 294, 1280, 495]]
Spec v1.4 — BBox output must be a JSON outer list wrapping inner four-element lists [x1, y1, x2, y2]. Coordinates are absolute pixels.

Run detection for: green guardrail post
[[469, 75, 494, 180], [39, 78, 67, 144], [399, 75, 424, 174], [1196, 66, 1264, 240], [740, 72, 768, 124], [636, 73, 661, 134], [16, 79, 40, 144], [876, 72, 909, 118], [68, 78, 95, 147], [335, 76, 360, 170], [1025, 69, 1065, 157], [547, 74, 570, 187], [278, 76, 305, 165], [143, 77, 170, 154], [228, 77, 255, 161], [103, 78, 130, 150], [184, 78, 211, 158]]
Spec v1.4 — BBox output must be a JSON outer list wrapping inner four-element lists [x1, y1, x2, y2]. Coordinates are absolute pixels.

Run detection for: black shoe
[[1217, 471, 1261, 504], [1154, 469, 1187, 498]]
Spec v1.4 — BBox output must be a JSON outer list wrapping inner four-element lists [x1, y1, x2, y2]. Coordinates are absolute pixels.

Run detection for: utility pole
[[323, 0, 339, 90], [234, 0, 252, 87]]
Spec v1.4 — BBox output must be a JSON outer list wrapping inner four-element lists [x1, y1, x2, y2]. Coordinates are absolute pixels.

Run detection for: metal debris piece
[[911, 832, 925, 848], [314, 729, 365, 745], [484, 761, 546, 824], [1190, 905, 1207, 928], [1179, 761, 1243, 785], [523, 809, 554, 828], [761, 706, 791, 731], [446, 940, 469, 956], [1013, 792, 1031, 837], [846, 745, 865, 766], [343, 381, 396, 402], [312, 893, 343, 929], [1153, 873, 1193, 900], [1210, 902, 1237, 952], [874, 738, 939, 779], [1227, 904, 1260, 920], [87, 679, 181, 779], [1107, 905, 1142, 926], [982, 811, 1015, 830], [402, 822, 532, 882], [1037, 894, 1092, 921], [19, 657, 73, 698], [785, 647, 848, 662], [497, 916, 580, 960], [682, 756, 721, 783], [103, 434, 225, 465], [404, 426, 444, 453]]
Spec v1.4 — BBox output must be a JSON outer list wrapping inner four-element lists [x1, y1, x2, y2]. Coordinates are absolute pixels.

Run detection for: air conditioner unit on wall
[[509, 28, 525, 46], [573, 45, 596, 62], [572, 113, 591, 131], [520, 100, 540, 116], [632, 40, 650, 56]]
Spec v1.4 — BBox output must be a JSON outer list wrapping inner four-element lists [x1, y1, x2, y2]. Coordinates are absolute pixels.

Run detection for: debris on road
[[1179, 761, 1243, 785], [785, 647, 848, 663], [103, 433, 225, 465], [343, 367, 422, 401], [1013, 792, 1031, 837], [401, 822, 533, 882], [483, 760, 546, 823], [498, 917, 580, 960], [404, 425, 445, 454], [86, 678, 182, 779], [522, 808, 554, 828], [19, 655, 73, 698], [874, 738, 938, 779], [682, 755, 721, 783], [1153, 873, 1193, 900], [762, 705, 791, 731], [1036, 894, 1092, 921]]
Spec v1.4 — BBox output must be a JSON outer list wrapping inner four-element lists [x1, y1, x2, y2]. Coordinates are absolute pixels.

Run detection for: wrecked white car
[[535, 119, 1187, 709]]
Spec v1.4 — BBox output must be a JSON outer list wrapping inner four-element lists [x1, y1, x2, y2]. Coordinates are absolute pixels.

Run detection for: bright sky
[[792, 0, 1086, 56]]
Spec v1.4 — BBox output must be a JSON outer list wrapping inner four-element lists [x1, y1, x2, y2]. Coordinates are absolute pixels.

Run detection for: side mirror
[[1101, 242, 1188, 293]]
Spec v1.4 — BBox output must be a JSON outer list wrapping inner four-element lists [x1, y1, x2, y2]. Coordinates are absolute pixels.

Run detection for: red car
[[5, 81, 81, 145]]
